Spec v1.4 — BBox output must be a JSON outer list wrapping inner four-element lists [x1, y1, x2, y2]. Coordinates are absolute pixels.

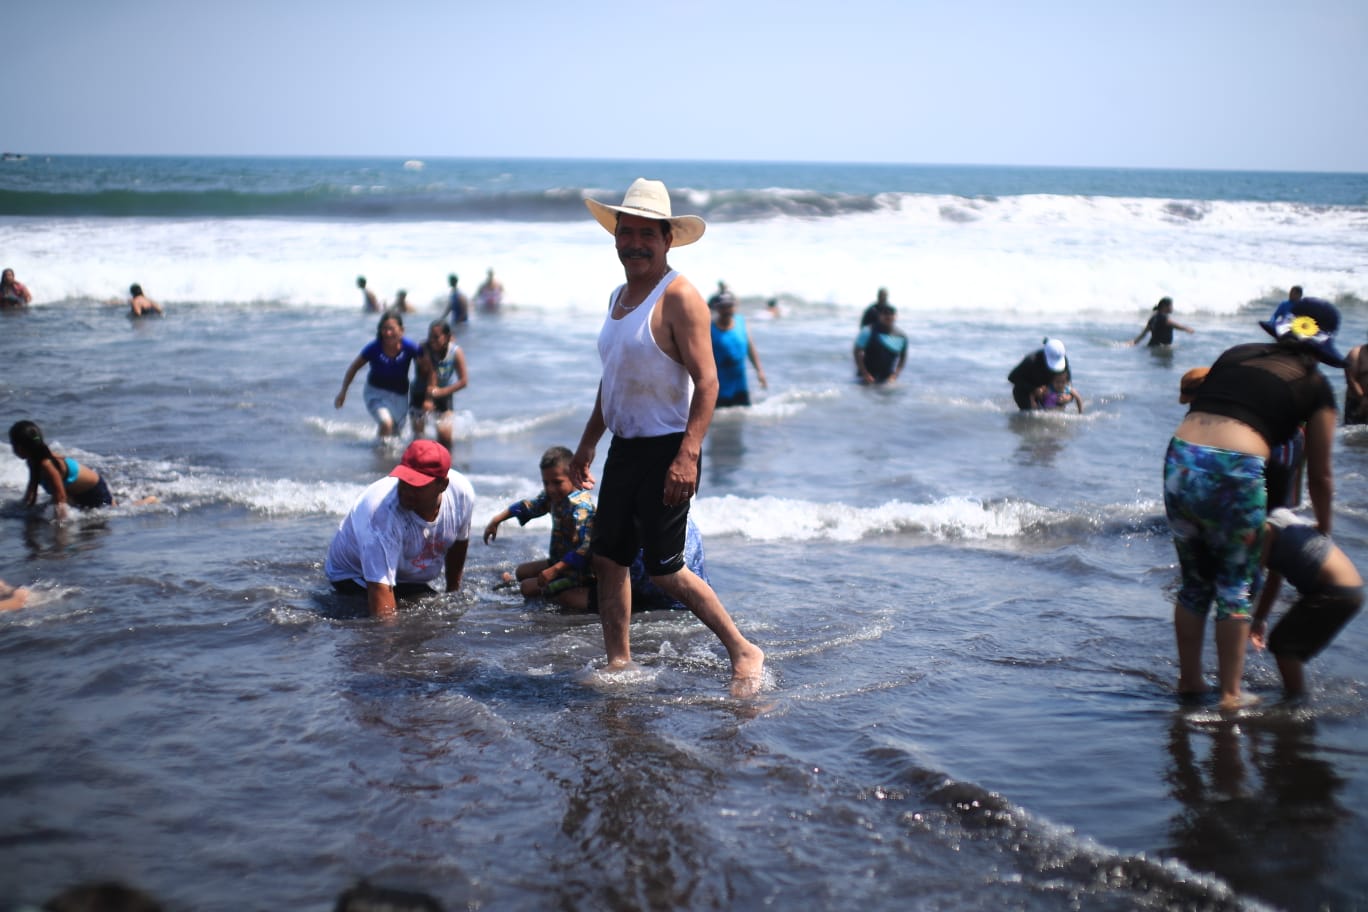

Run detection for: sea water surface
[[2, 157, 1368, 910]]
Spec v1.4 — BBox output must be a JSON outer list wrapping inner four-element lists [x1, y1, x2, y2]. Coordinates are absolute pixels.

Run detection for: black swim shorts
[[592, 433, 691, 576], [1268, 584, 1363, 662]]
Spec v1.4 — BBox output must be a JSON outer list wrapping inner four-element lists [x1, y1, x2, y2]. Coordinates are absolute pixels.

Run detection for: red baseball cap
[[390, 440, 451, 486]]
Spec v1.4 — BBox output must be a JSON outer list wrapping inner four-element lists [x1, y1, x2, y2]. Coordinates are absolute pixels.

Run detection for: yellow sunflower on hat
[[1289, 315, 1321, 338]]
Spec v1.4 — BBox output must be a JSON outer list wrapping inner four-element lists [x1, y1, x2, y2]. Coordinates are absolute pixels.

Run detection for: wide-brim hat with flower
[[1259, 296, 1346, 367], [585, 178, 706, 248]]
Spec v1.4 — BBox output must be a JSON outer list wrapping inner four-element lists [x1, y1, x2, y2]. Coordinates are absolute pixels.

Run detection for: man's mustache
[[619, 248, 653, 260]]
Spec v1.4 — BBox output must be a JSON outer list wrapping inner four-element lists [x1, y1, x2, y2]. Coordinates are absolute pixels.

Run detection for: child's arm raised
[[483, 508, 513, 544]]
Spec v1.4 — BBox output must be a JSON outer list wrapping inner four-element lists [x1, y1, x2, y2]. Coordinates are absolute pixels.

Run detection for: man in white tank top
[[571, 179, 765, 696]]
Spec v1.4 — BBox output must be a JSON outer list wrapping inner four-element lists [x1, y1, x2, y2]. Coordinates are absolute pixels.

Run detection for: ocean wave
[[691, 494, 1162, 544], [0, 184, 895, 222], [7, 181, 1359, 227]]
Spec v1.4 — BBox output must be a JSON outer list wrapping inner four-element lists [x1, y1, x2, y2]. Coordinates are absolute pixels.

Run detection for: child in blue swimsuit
[[9, 420, 116, 519]]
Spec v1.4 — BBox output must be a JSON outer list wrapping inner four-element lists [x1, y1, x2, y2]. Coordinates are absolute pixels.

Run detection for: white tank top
[[598, 270, 692, 438]]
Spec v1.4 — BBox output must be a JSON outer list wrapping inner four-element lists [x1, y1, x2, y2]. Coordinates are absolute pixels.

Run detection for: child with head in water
[[9, 420, 116, 520], [1251, 508, 1363, 699], [482, 446, 595, 611]]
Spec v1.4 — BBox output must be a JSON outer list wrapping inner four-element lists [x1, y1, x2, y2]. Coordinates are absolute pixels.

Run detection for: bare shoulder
[[662, 273, 706, 313]]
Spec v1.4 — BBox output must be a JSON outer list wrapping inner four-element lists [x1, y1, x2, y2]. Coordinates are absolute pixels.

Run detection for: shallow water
[[3, 296, 1368, 910]]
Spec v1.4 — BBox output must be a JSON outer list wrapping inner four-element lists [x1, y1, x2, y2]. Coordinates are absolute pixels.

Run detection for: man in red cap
[[326, 440, 475, 618]]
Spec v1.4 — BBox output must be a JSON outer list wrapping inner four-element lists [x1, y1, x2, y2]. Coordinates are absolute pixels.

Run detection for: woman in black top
[[1162, 297, 1343, 710]]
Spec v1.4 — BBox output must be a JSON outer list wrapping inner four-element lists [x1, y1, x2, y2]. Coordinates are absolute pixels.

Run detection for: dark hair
[[376, 309, 404, 340], [427, 319, 451, 339], [539, 445, 574, 472], [10, 419, 52, 459], [448, 274, 458, 286], [129, 284, 143, 297], [612, 212, 672, 242], [10, 419, 65, 480], [43, 881, 163, 912], [357, 276, 367, 287], [1154, 296, 1173, 311], [334, 880, 443, 912]]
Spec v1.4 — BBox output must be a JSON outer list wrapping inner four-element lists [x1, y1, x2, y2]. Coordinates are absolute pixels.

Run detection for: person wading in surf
[[570, 178, 765, 696]]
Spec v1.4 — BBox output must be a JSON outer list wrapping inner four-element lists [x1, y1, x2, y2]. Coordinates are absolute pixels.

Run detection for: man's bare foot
[[729, 645, 766, 697]]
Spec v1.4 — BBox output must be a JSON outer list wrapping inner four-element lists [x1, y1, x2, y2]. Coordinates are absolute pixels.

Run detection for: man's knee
[[649, 566, 700, 600]]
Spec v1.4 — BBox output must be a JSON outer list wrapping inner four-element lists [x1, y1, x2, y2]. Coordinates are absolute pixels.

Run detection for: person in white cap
[[1008, 337, 1072, 411], [570, 178, 765, 695], [325, 439, 475, 619]]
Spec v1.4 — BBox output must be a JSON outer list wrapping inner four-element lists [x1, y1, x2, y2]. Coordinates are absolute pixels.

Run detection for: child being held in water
[[9, 420, 116, 520], [1031, 372, 1084, 413], [482, 446, 595, 611], [1250, 508, 1363, 699]]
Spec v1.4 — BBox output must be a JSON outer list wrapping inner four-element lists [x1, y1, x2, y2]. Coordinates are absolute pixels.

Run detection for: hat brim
[[1044, 355, 1067, 372], [390, 466, 445, 487], [1260, 321, 1347, 367], [585, 198, 706, 248], [1312, 342, 1347, 368]]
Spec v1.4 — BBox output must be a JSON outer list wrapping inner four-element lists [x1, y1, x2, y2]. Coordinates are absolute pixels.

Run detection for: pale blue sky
[[7, 0, 1366, 171]]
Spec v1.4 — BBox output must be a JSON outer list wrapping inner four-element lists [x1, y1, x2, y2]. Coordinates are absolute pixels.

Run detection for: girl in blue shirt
[[335, 310, 427, 439]]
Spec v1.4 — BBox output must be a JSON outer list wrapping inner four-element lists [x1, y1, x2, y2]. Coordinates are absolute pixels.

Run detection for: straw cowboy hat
[[584, 178, 706, 247]]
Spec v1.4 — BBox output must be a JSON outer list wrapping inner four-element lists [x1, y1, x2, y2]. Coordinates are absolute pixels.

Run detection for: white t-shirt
[[325, 471, 475, 588]]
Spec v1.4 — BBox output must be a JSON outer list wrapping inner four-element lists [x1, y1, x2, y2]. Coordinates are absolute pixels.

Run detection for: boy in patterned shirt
[[484, 446, 595, 611]]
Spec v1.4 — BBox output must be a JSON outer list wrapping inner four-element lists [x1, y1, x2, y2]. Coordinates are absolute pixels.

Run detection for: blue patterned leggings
[[1163, 436, 1267, 621]]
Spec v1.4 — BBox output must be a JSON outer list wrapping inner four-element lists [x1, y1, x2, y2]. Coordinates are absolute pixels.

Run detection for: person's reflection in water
[[1164, 713, 1348, 910], [22, 512, 110, 558], [705, 415, 746, 490], [1007, 412, 1076, 468], [550, 697, 765, 909]]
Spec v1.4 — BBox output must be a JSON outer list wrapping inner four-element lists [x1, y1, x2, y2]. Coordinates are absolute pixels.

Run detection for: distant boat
[[1, 152, 27, 162], [403, 159, 424, 171]]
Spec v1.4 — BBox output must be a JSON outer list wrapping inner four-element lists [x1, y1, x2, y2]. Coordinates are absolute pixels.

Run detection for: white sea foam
[[692, 493, 1067, 543], [3, 191, 1362, 318]]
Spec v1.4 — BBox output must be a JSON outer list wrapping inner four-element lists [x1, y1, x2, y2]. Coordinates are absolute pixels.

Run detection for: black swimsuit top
[[1189, 343, 1336, 447]]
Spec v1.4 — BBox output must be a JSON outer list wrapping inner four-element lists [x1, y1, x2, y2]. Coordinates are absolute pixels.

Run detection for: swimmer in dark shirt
[[1131, 297, 1193, 347]]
